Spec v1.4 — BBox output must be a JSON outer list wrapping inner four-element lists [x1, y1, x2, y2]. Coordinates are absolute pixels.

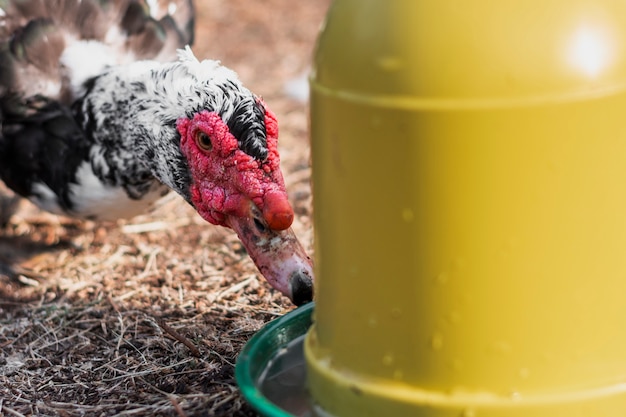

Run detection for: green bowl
[[236, 302, 315, 417]]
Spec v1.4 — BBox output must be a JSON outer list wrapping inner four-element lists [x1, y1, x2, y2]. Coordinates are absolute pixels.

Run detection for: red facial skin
[[177, 106, 293, 230], [176, 102, 313, 304]]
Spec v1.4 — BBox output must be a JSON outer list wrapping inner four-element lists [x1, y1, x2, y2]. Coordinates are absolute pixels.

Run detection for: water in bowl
[[257, 334, 313, 417]]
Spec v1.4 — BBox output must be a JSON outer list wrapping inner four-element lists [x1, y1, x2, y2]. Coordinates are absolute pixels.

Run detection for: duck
[[0, 0, 313, 305]]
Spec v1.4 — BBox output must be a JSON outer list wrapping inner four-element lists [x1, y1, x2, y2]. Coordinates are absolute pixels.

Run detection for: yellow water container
[[306, 1, 626, 416]]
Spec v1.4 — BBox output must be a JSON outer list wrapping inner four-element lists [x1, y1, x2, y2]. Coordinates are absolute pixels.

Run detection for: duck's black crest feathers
[[227, 98, 268, 161]]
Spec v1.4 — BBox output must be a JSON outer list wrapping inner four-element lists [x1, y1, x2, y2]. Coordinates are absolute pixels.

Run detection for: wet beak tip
[[290, 271, 314, 306]]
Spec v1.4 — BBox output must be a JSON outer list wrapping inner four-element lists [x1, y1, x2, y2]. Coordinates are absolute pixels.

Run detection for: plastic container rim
[[235, 302, 315, 417]]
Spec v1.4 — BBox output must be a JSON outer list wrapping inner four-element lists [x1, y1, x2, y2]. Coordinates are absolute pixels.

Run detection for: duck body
[[0, 0, 314, 305], [0, 0, 194, 220]]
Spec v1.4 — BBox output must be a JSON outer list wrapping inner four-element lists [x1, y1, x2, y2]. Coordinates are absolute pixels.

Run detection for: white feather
[[177, 45, 198, 62], [146, 0, 160, 17], [69, 162, 169, 220], [30, 163, 169, 221], [30, 183, 61, 214], [60, 40, 118, 97]]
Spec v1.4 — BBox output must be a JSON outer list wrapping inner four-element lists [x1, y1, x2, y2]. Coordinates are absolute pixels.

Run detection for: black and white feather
[[0, 0, 268, 221]]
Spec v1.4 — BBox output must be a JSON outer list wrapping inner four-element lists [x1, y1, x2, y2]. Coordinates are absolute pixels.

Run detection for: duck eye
[[194, 131, 212, 152]]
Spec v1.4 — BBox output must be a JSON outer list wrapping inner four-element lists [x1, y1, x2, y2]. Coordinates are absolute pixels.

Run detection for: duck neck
[[74, 60, 192, 201]]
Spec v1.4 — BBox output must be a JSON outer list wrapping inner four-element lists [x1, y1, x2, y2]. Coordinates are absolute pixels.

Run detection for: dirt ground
[[0, 1, 331, 415]]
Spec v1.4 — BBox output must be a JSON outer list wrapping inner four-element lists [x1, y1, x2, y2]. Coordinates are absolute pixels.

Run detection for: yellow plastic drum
[[306, 1, 626, 416]]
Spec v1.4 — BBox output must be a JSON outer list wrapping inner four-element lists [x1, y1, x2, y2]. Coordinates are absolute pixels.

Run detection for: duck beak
[[225, 202, 314, 305]]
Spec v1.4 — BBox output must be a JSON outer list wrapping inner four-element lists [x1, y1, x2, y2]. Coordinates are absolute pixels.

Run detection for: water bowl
[[236, 302, 314, 417]]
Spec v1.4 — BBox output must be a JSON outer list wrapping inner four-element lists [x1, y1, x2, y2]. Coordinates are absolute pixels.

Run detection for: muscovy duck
[[0, 0, 314, 305]]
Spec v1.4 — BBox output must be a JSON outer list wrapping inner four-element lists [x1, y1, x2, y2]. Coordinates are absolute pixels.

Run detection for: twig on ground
[[169, 395, 188, 417], [208, 275, 256, 304], [2, 405, 27, 417], [121, 218, 191, 234], [157, 318, 201, 357]]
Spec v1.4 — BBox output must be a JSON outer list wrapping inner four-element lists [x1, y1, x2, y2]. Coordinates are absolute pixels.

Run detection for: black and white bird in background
[[0, 0, 313, 305]]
